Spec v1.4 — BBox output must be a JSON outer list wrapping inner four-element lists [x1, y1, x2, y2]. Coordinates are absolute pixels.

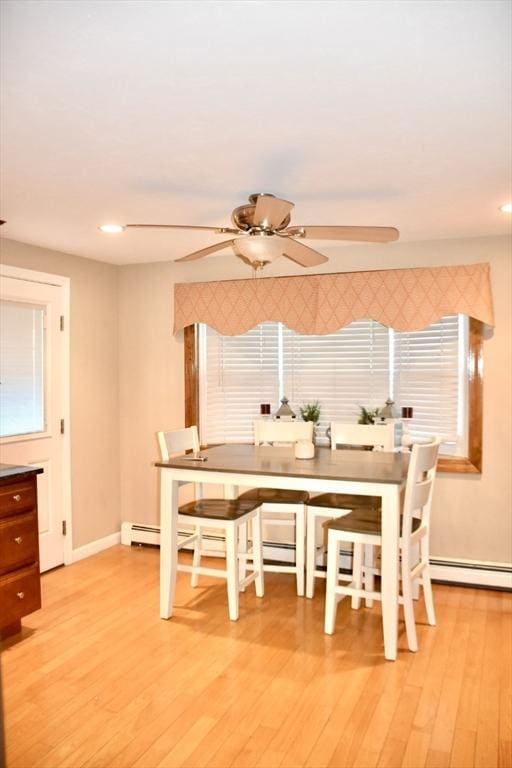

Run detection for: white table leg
[[295, 504, 305, 597], [225, 523, 240, 621], [160, 471, 179, 619], [380, 485, 401, 661]]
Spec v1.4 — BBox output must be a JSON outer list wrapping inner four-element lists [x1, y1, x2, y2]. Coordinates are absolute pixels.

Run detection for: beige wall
[[0, 238, 120, 549], [118, 234, 512, 565]]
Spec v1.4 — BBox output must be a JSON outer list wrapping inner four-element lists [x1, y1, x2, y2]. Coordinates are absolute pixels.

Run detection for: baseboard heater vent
[[430, 558, 512, 591], [121, 522, 511, 590], [121, 521, 300, 563]]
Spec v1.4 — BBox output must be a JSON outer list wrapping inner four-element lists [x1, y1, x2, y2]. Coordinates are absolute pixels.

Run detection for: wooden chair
[[305, 422, 395, 598], [324, 438, 441, 652], [157, 426, 264, 621], [238, 419, 314, 596]]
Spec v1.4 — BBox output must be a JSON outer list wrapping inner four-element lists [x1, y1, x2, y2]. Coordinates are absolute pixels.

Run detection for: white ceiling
[[1, 0, 511, 266]]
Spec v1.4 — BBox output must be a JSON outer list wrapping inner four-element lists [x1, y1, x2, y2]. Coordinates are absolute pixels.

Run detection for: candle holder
[[400, 407, 414, 451]]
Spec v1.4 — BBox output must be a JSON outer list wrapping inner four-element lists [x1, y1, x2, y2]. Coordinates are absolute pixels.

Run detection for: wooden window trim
[[185, 318, 483, 474], [184, 325, 199, 431], [436, 318, 483, 474]]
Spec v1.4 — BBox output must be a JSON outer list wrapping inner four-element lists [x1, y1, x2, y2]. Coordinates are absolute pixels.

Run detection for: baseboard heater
[[121, 522, 512, 590], [121, 521, 303, 564]]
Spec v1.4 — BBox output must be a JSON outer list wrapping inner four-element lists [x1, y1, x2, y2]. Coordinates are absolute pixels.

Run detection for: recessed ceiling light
[[499, 203, 512, 213], [98, 223, 125, 233]]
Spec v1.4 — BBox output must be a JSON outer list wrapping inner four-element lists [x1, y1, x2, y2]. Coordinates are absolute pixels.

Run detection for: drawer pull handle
[[13, 494, 22, 502], [14, 536, 23, 544], [17, 591, 25, 600]]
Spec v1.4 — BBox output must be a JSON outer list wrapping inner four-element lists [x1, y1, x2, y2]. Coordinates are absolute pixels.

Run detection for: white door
[[0, 270, 71, 572]]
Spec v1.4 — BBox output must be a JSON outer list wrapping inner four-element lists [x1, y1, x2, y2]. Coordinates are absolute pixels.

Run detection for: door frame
[[0, 264, 73, 566]]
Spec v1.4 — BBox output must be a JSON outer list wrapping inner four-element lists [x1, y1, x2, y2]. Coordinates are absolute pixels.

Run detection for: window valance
[[173, 262, 494, 336]]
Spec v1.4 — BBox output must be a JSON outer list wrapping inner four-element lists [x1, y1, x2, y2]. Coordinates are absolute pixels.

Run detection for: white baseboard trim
[[72, 531, 122, 563], [120, 521, 512, 590]]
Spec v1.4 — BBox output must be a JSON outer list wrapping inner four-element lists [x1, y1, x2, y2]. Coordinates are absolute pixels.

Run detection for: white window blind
[[393, 315, 467, 455], [0, 301, 45, 437], [282, 321, 390, 445], [199, 315, 467, 454], [199, 322, 280, 444]]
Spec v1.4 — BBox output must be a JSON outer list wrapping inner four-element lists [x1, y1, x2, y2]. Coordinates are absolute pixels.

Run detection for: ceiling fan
[[121, 193, 399, 270]]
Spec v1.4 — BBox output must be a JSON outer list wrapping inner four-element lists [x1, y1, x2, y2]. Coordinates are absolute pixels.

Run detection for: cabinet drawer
[[0, 512, 38, 573], [0, 565, 41, 625], [0, 482, 36, 518]]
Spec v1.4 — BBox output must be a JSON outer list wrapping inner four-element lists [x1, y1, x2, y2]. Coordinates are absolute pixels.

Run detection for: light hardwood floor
[[1, 545, 511, 768]]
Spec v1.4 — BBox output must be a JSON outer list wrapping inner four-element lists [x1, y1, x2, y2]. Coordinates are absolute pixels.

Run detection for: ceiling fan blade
[[126, 224, 240, 234], [284, 225, 400, 242], [174, 239, 237, 262], [281, 237, 329, 267], [253, 194, 294, 230]]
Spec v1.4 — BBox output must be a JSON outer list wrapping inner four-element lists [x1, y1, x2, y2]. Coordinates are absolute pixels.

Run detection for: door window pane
[[0, 301, 45, 437]]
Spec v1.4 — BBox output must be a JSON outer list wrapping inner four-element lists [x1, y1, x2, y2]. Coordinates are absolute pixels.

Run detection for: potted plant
[[300, 402, 321, 444], [358, 405, 381, 425], [299, 401, 321, 423]]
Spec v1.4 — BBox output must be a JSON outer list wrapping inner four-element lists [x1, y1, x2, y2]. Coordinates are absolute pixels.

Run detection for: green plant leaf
[[300, 401, 321, 422]]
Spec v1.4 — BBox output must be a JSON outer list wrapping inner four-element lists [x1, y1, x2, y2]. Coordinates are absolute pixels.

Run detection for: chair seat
[[179, 498, 260, 521], [309, 492, 381, 510], [239, 488, 310, 505], [325, 508, 421, 536]]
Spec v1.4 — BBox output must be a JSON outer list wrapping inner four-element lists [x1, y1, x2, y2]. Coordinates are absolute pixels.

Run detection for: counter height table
[[156, 443, 408, 661]]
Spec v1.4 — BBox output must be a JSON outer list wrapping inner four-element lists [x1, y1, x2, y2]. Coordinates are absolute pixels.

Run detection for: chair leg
[[251, 512, 264, 598], [295, 506, 305, 597], [324, 531, 340, 634], [191, 525, 202, 587], [225, 524, 240, 621], [401, 556, 418, 652], [238, 522, 248, 592], [422, 569, 436, 626], [417, 537, 435, 625], [306, 508, 317, 599], [363, 543, 374, 607], [351, 543, 363, 610], [411, 540, 421, 599]]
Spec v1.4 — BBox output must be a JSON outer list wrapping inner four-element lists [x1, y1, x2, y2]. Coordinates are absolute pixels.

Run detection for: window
[[197, 314, 469, 457], [281, 320, 390, 439], [199, 323, 280, 445], [393, 315, 467, 456], [0, 301, 45, 437], [186, 317, 483, 472]]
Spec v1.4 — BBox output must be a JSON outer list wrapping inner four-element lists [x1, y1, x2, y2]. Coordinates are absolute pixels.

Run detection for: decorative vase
[[294, 439, 315, 459]]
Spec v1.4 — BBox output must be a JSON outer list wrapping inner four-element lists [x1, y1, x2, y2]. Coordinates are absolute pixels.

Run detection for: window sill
[[437, 456, 481, 474]]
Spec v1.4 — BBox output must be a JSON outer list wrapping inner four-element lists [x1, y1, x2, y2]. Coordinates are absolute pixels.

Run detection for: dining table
[[156, 443, 409, 661]]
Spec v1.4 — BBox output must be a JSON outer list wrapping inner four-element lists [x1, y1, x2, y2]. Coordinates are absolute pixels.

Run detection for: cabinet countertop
[[0, 464, 44, 486]]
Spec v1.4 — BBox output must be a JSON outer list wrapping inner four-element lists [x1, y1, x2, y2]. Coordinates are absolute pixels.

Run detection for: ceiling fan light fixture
[[98, 223, 125, 234], [122, 192, 400, 267], [234, 233, 283, 269]]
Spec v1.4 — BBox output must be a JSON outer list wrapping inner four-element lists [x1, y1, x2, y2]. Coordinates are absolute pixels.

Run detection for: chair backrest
[[329, 422, 395, 452], [253, 419, 314, 446], [402, 437, 441, 540], [157, 426, 200, 461], [157, 426, 203, 499]]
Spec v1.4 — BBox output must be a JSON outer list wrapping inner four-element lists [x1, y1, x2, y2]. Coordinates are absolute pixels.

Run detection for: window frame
[[184, 318, 484, 474]]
